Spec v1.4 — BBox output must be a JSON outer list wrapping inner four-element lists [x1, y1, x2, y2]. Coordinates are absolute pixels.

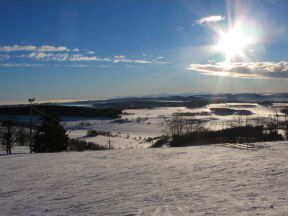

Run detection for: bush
[[86, 130, 111, 137], [86, 130, 99, 137], [150, 136, 169, 148], [68, 139, 111, 151]]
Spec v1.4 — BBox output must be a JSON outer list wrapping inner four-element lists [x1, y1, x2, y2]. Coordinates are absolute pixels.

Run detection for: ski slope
[[1, 142, 288, 215]]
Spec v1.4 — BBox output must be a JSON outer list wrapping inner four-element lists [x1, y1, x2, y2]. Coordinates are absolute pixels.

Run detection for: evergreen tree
[[33, 115, 68, 153]]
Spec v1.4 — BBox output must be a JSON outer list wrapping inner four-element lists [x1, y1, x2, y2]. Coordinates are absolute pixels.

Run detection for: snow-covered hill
[[1, 142, 288, 215]]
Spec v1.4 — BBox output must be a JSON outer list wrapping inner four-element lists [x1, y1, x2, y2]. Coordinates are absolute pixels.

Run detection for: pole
[[108, 133, 111, 150], [28, 98, 35, 153]]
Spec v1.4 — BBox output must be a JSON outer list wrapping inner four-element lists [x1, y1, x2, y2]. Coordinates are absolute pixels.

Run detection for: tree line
[[151, 107, 288, 148], [0, 115, 110, 155]]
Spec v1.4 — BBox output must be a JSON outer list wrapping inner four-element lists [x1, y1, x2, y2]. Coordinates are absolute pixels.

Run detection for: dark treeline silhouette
[[170, 126, 283, 147], [210, 108, 253, 116], [32, 115, 110, 153], [0, 105, 122, 119]]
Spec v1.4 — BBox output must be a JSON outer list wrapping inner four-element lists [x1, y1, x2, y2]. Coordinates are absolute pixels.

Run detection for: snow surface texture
[[1, 142, 288, 216]]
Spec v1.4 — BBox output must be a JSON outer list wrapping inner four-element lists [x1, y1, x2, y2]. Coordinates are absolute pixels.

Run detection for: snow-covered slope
[[1, 142, 288, 215]]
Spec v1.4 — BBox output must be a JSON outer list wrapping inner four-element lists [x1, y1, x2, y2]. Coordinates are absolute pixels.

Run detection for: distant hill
[[59, 93, 288, 109], [0, 105, 122, 119]]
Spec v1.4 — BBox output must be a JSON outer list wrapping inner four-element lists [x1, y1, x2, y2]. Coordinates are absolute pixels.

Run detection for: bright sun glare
[[216, 26, 250, 62]]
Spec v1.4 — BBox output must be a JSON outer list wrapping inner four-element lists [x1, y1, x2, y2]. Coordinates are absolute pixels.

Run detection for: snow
[[61, 103, 288, 148], [1, 142, 288, 215]]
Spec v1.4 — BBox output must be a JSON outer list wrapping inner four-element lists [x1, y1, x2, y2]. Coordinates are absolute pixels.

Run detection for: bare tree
[[163, 115, 205, 137], [282, 108, 288, 140], [0, 121, 17, 155], [164, 116, 185, 137]]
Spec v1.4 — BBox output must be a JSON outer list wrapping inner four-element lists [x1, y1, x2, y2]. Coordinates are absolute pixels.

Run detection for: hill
[[1, 142, 288, 215]]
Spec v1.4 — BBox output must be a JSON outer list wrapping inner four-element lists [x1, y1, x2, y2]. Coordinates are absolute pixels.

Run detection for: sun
[[216, 26, 250, 62]]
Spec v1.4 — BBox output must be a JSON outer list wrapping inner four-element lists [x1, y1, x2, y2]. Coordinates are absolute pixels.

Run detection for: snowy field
[[64, 103, 288, 149], [1, 142, 288, 216]]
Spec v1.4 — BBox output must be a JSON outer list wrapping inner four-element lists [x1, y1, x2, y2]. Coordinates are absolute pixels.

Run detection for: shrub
[[86, 130, 111, 137], [150, 136, 169, 148], [68, 139, 110, 151], [86, 130, 99, 137]]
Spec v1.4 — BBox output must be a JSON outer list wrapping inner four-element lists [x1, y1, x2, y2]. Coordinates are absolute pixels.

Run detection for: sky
[[1, 0, 288, 103]]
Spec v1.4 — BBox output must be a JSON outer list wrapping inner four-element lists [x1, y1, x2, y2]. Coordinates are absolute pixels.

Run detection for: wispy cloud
[[0, 45, 36, 52], [38, 45, 69, 52], [0, 45, 70, 52], [112, 55, 166, 64], [113, 58, 151, 64], [28, 52, 69, 61], [114, 55, 126, 59], [0, 63, 42, 67], [69, 54, 111, 62], [0, 54, 10, 60], [193, 15, 225, 26], [0, 44, 167, 66], [68, 54, 165, 64], [187, 61, 288, 79], [176, 26, 184, 32]]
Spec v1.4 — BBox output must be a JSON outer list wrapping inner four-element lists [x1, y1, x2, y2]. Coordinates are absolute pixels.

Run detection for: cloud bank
[[187, 61, 288, 79]]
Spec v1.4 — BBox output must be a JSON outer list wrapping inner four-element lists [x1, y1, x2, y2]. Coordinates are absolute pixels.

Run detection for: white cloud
[[154, 56, 164, 60], [0, 45, 37, 52], [29, 52, 69, 61], [176, 26, 184, 32], [38, 45, 69, 52], [29, 52, 46, 59], [193, 16, 225, 26], [187, 61, 288, 79], [64, 64, 90, 68], [0, 54, 10, 60], [69, 54, 111, 62], [0, 45, 70, 52], [48, 53, 69, 61], [0, 63, 42, 67], [113, 55, 166, 64], [3, 46, 167, 65], [113, 58, 151, 64], [114, 55, 126, 59], [69, 54, 164, 64]]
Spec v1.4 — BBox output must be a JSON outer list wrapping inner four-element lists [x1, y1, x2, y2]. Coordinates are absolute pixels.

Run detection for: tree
[[33, 115, 68, 153], [0, 121, 17, 154], [282, 108, 288, 140], [163, 116, 185, 137], [16, 127, 29, 146]]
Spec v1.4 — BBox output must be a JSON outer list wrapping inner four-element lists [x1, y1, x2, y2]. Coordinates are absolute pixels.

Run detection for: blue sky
[[1, 0, 288, 102]]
